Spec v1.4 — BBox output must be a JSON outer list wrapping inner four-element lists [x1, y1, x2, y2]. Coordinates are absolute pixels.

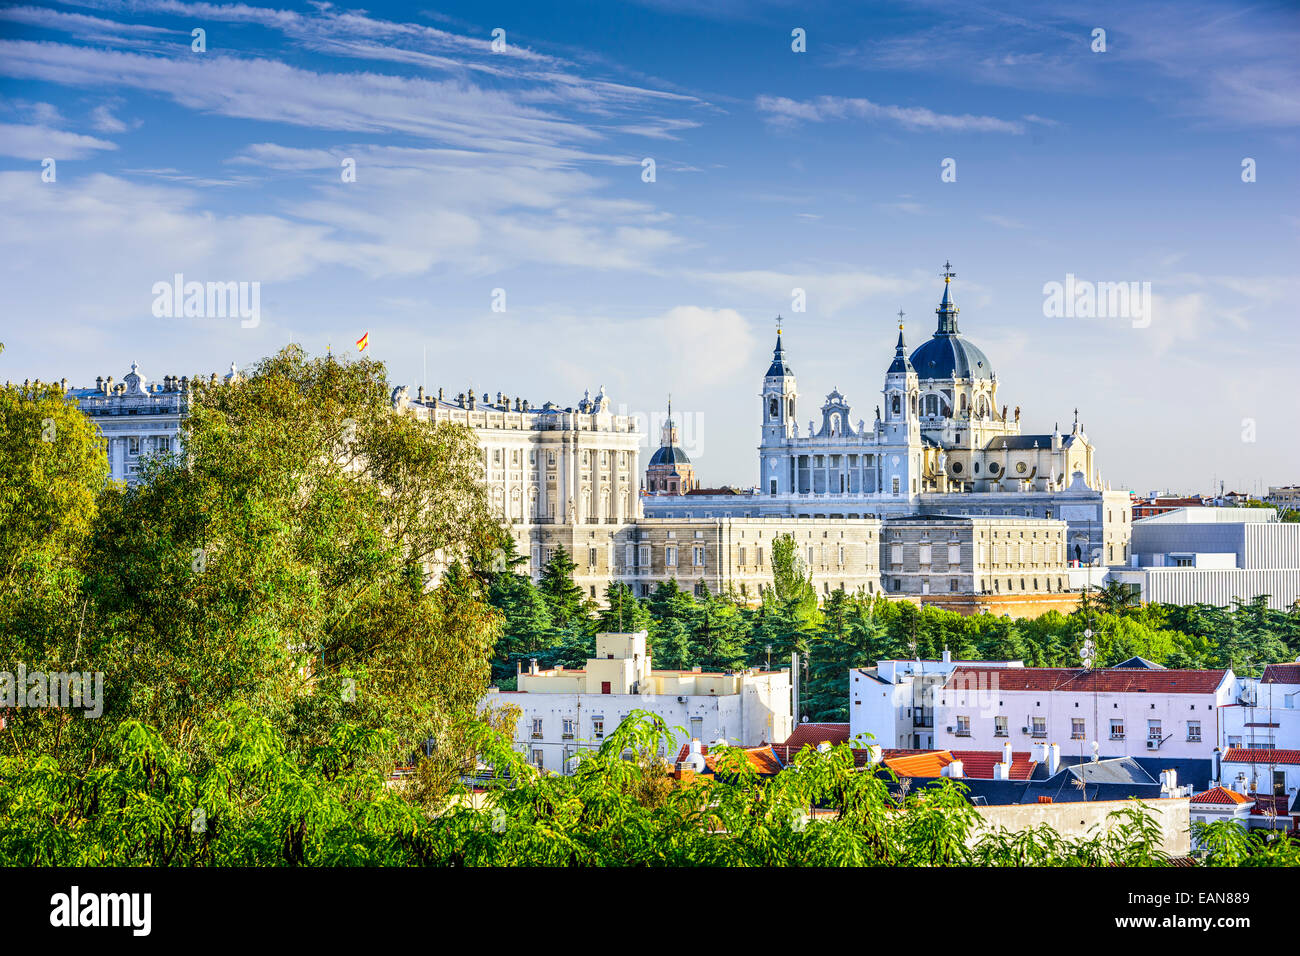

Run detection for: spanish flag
[[356, 332, 369, 352]]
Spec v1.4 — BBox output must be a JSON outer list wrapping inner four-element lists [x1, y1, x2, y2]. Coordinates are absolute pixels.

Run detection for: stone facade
[[880, 515, 1072, 597], [68, 361, 237, 485]]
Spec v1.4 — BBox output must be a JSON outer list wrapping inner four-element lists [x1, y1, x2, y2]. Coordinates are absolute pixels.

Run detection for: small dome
[[650, 445, 691, 466]]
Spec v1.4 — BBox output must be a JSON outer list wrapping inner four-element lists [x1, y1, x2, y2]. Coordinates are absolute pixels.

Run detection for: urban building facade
[[933, 664, 1240, 761], [483, 631, 792, 773], [1111, 507, 1300, 610]]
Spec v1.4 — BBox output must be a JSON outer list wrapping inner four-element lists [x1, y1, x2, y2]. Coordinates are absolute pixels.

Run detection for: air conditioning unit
[[1146, 739, 1160, 750], [945, 726, 954, 733], [677, 696, 687, 703], [1022, 727, 1032, 734]]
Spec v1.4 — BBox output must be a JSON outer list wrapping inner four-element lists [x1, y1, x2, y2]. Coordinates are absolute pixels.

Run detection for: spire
[[888, 321, 914, 374], [936, 261, 960, 334], [766, 319, 793, 377]]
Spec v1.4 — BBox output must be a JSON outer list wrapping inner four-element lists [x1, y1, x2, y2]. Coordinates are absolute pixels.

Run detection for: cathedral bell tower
[[759, 321, 797, 495], [880, 322, 921, 499]]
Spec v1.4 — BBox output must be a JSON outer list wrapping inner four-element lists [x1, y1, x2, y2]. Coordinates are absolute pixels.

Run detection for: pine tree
[[538, 544, 586, 627]]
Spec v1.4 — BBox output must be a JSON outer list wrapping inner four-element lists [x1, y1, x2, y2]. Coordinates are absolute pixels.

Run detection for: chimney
[[866, 744, 883, 765], [1048, 743, 1060, 776], [672, 763, 695, 784], [1213, 747, 1222, 784], [946, 759, 964, 779], [1036, 741, 1048, 765], [1002, 741, 1013, 767], [942, 648, 951, 664], [529, 658, 539, 675], [993, 762, 1008, 781]]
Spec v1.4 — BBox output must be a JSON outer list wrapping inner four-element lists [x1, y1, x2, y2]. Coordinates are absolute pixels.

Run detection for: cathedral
[[644, 268, 1132, 568]]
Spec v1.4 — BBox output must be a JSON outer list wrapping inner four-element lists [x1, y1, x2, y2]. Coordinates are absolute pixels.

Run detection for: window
[[1072, 718, 1085, 740], [994, 716, 1008, 737], [693, 546, 705, 567], [638, 544, 650, 567], [1110, 720, 1125, 739], [1228, 735, 1241, 748], [531, 749, 544, 768], [1147, 720, 1162, 740], [531, 718, 543, 739], [1187, 720, 1201, 742], [157, 436, 171, 453], [592, 719, 604, 739], [1031, 717, 1046, 737], [919, 543, 932, 565], [955, 715, 970, 737], [128, 436, 141, 456], [562, 719, 574, 739], [665, 545, 677, 567], [588, 547, 598, 568], [689, 716, 703, 739]]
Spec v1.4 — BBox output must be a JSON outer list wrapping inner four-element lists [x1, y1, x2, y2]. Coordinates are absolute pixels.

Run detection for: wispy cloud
[[756, 94, 1028, 134]]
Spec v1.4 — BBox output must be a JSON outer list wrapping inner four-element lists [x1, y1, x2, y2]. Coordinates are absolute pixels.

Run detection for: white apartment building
[[482, 631, 792, 774], [1220, 662, 1300, 752], [933, 664, 1239, 761], [849, 654, 1025, 750]]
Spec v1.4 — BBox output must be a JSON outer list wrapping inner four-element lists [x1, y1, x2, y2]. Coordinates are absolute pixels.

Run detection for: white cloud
[[0, 122, 117, 159], [756, 94, 1027, 134]]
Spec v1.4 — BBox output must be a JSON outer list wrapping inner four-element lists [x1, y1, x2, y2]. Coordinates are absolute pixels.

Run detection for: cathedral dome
[[909, 334, 994, 380], [909, 272, 994, 380]]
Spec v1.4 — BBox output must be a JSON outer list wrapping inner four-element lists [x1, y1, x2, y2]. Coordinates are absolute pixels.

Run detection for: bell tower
[[759, 319, 797, 495], [880, 322, 921, 499]]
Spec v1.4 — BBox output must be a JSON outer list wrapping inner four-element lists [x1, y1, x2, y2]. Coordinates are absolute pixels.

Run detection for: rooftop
[[945, 666, 1228, 694]]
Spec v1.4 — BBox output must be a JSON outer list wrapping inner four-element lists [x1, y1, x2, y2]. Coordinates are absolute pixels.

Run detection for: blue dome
[[650, 445, 691, 466], [908, 274, 994, 380], [909, 334, 994, 380]]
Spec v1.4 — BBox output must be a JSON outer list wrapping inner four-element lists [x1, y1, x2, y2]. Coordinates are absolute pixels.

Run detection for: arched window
[[787, 397, 795, 418], [769, 397, 778, 418], [891, 394, 900, 415], [830, 413, 841, 435]]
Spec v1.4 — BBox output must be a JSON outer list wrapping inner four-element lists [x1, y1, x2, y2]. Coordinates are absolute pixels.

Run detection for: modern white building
[[933, 663, 1240, 761], [850, 654, 1025, 750], [482, 631, 792, 774], [1111, 507, 1300, 610]]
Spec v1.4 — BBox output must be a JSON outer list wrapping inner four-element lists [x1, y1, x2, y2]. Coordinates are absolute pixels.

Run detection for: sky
[[1, 0, 1297, 496]]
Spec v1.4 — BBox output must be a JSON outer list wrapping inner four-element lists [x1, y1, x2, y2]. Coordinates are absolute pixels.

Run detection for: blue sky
[[1, 0, 1297, 494]]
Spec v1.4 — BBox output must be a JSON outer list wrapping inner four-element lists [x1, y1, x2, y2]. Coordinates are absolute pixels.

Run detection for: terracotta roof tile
[[782, 722, 851, 749], [945, 666, 1228, 694], [949, 750, 1037, 780], [1223, 748, 1300, 766], [1261, 664, 1300, 685], [673, 743, 785, 775], [1190, 786, 1252, 806], [884, 751, 954, 778]]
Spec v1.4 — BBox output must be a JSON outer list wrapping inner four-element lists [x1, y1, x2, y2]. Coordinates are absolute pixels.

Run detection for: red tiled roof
[[945, 666, 1227, 694], [879, 749, 1037, 780], [950, 750, 1037, 780], [673, 743, 784, 775], [884, 751, 952, 779], [1190, 786, 1252, 806], [1250, 794, 1292, 817], [1262, 664, 1300, 685], [782, 723, 850, 749], [1223, 748, 1300, 766], [769, 744, 919, 768]]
